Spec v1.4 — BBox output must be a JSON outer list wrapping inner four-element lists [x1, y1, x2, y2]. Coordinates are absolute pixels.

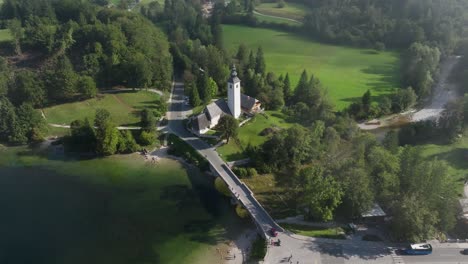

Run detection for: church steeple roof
[[228, 65, 240, 83]]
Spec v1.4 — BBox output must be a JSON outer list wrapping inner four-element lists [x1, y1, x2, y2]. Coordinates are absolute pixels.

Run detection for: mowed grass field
[[43, 91, 162, 126], [0, 29, 12, 42], [218, 111, 293, 161], [223, 25, 401, 110], [0, 147, 246, 264], [253, 12, 301, 26], [255, 1, 308, 21]]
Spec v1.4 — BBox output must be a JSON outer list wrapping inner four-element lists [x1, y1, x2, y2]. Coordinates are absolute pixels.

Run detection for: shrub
[[235, 204, 249, 219], [215, 177, 231, 197], [139, 130, 155, 146], [250, 235, 267, 261]]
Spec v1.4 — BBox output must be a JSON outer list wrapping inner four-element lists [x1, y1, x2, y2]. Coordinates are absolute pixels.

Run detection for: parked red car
[[270, 227, 278, 237]]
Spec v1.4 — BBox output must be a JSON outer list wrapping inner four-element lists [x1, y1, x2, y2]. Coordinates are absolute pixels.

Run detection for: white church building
[[191, 66, 261, 135]]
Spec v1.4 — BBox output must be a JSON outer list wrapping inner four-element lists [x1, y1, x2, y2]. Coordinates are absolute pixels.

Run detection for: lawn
[[281, 223, 346, 239], [223, 25, 401, 110], [0, 29, 12, 42], [254, 12, 301, 26], [419, 134, 468, 196], [255, 1, 309, 21], [43, 91, 161, 126], [0, 146, 248, 264], [217, 111, 293, 161]]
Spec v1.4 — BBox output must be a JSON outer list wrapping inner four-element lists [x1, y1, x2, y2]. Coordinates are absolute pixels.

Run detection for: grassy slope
[[43, 91, 161, 126], [217, 111, 293, 161], [281, 223, 346, 239], [0, 147, 245, 264], [223, 25, 401, 110], [255, 1, 308, 21], [0, 29, 12, 42]]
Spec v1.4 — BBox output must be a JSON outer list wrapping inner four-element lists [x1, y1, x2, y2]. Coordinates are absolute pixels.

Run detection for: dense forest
[[0, 0, 172, 145]]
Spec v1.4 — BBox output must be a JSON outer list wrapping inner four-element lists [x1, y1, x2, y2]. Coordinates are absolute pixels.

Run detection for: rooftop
[[361, 203, 386, 218], [193, 113, 210, 132], [206, 99, 231, 120]]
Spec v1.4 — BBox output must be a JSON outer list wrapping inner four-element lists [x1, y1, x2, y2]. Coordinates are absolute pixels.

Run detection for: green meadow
[[0, 146, 247, 264], [217, 111, 293, 161], [43, 91, 162, 126], [223, 25, 401, 110], [255, 1, 308, 21], [0, 29, 12, 42], [253, 12, 301, 26]]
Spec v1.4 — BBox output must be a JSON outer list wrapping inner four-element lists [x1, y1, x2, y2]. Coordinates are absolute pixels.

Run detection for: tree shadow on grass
[[361, 63, 400, 90], [427, 147, 468, 172]]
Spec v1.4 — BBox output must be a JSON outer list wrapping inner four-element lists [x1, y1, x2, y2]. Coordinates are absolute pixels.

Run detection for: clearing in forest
[[43, 90, 162, 126], [223, 25, 401, 110], [255, 1, 309, 21]]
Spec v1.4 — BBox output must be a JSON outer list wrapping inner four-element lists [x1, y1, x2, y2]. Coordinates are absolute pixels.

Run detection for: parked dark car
[[461, 249, 468, 255]]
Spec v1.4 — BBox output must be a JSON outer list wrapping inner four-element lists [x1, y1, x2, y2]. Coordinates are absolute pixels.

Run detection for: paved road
[[411, 56, 461, 122], [165, 79, 468, 264]]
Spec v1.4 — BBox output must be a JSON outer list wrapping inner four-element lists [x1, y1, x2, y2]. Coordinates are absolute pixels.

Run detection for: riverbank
[[358, 56, 462, 133], [0, 146, 251, 264]]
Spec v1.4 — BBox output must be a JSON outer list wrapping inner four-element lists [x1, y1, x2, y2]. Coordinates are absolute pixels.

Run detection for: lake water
[[0, 147, 249, 264]]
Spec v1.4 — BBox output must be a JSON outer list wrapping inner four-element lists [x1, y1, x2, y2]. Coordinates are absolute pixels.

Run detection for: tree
[[255, 47, 266, 75], [391, 194, 438, 242], [94, 109, 119, 155], [269, 87, 285, 110], [362, 89, 371, 113], [236, 44, 249, 65], [9, 70, 45, 107], [118, 130, 139, 153], [207, 77, 218, 98], [43, 55, 78, 102], [392, 87, 417, 113], [382, 130, 399, 154], [283, 73, 292, 102], [8, 19, 22, 55], [340, 167, 374, 218], [0, 96, 17, 142], [299, 166, 343, 221], [70, 118, 96, 151], [77, 75, 97, 99], [215, 115, 238, 143], [14, 103, 46, 144], [140, 108, 157, 132], [293, 70, 308, 104], [189, 82, 201, 107], [438, 99, 464, 142]]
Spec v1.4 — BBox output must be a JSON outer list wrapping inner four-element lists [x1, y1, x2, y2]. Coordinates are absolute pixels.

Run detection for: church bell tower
[[227, 65, 241, 118]]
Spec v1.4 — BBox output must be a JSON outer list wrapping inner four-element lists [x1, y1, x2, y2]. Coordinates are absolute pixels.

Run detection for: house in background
[[191, 66, 262, 136]]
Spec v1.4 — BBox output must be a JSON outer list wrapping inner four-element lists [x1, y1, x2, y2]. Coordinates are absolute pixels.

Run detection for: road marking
[[390, 250, 405, 264]]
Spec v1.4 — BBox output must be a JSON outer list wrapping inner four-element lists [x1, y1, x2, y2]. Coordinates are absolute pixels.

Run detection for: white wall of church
[[228, 82, 241, 118], [209, 115, 221, 128]]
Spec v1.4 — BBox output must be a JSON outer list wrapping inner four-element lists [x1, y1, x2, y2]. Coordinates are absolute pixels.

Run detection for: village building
[[191, 66, 261, 136], [360, 203, 387, 224]]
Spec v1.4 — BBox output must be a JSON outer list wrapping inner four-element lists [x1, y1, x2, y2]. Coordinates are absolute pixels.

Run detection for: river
[[358, 56, 462, 138]]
